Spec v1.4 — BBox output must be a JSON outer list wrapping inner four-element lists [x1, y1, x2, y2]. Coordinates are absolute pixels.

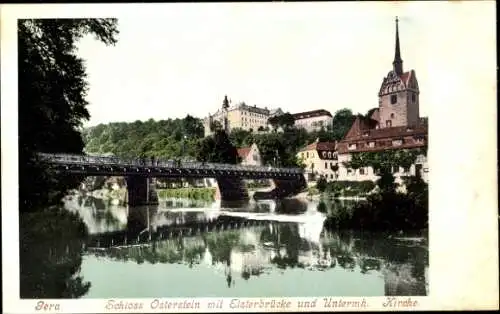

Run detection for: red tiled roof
[[337, 125, 427, 154], [292, 109, 333, 120], [237, 147, 251, 158], [299, 141, 336, 152], [399, 72, 410, 85], [316, 142, 337, 151], [369, 108, 380, 122], [343, 115, 379, 140], [343, 125, 427, 141], [299, 142, 318, 152]]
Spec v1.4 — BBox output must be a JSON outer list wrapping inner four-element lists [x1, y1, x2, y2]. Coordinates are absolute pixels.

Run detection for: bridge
[[38, 153, 307, 205]]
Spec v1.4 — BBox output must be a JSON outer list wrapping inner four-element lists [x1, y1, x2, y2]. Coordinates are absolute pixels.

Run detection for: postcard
[[1, 1, 498, 312]]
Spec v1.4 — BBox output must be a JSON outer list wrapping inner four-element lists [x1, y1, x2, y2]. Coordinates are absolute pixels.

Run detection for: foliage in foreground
[[323, 174, 428, 231], [316, 179, 376, 197], [18, 18, 118, 298], [19, 18, 119, 212]]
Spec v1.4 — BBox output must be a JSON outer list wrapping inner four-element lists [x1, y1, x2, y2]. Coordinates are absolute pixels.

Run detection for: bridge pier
[[215, 177, 249, 201], [125, 176, 159, 206], [252, 175, 308, 200], [271, 176, 307, 198]]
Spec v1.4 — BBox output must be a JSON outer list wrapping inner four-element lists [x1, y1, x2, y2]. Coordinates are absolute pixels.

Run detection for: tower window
[[390, 113, 395, 118], [390, 95, 397, 104], [412, 93, 416, 103]]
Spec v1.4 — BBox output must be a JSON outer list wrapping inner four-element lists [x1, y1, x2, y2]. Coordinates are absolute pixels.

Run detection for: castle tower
[[222, 95, 230, 133], [378, 17, 420, 128]]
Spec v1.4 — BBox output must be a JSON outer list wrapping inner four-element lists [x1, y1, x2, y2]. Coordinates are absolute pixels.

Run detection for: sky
[[68, 2, 496, 127]]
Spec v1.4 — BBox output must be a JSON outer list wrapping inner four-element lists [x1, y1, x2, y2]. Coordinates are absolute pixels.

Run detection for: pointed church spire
[[392, 16, 403, 75]]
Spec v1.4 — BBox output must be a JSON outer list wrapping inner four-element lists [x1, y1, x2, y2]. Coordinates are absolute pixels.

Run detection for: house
[[297, 139, 338, 182], [237, 143, 262, 166], [337, 119, 428, 183]]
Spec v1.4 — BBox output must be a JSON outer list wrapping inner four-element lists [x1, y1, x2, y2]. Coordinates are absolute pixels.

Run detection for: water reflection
[[62, 195, 428, 297]]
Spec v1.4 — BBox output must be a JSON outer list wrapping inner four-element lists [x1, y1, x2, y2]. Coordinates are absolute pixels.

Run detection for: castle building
[[292, 109, 333, 132], [203, 96, 283, 137], [336, 17, 429, 183]]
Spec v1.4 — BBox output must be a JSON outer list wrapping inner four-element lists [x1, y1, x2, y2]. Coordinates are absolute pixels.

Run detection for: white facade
[[203, 101, 283, 137], [337, 152, 429, 184], [297, 143, 338, 182], [294, 115, 333, 132]]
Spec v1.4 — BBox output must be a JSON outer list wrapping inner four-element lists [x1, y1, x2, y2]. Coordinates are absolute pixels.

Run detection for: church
[[336, 17, 429, 184]]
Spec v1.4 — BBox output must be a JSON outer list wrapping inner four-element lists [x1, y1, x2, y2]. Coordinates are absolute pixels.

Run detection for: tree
[[229, 128, 253, 148], [268, 112, 295, 130], [210, 120, 222, 132], [196, 130, 241, 164], [331, 108, 355, 140], [183, 114, 204, 138], [18, 19, 119, 212]]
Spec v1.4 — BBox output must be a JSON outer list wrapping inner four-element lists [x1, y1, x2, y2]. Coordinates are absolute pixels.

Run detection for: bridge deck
[[37, 153, 305, 179]]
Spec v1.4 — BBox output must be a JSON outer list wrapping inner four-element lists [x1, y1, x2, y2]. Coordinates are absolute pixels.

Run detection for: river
[[32, 194, 429, 298]]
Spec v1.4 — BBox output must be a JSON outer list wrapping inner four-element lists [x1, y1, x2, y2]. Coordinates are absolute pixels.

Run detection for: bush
[[316, 176, 327, 192], [324, 191, 428, 231], [321, 180, 376, 197]]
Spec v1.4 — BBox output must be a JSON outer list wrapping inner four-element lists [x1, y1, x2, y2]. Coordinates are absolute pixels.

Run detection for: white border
[[1, 2, 498, 312]]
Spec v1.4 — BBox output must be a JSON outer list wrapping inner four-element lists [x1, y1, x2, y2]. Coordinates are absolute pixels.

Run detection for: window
[[324, 162, 328, 169], [328, 151, 332, 158], [390, 113, 395, 118], [363, 131, 369, 137], [412, 93, 416, 103], [348, 143, 357, 150], [390, 94, 397, 104], [306, 152, 309, 158], [322, 151, 327, 158], [368, 142, 375, 148], [330, 174, 334, 179], [392, 139, 403, 146], [359, 168, 365, 175], [415, 136, 424, 143], [386, 120, 392, 127]]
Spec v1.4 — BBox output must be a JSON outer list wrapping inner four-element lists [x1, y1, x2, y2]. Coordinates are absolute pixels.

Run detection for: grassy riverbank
[[306, 180, 374, 200], [157, 187, 216, 201]]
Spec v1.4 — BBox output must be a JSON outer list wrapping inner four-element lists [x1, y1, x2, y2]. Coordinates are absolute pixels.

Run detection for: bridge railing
[[37, 153, 304, 174]]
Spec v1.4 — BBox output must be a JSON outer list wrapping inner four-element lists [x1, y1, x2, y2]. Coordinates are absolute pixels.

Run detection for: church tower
[[378, 17, 420, 128]]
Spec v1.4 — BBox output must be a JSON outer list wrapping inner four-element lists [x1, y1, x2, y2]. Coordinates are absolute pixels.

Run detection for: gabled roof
[[299, 140, 337, 152], [292, 109, 332, 120], [237, 147, 251, 159], [343, 115, 379, 140], [368, 108, 380, 122], [378, 70, 416, 95]]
